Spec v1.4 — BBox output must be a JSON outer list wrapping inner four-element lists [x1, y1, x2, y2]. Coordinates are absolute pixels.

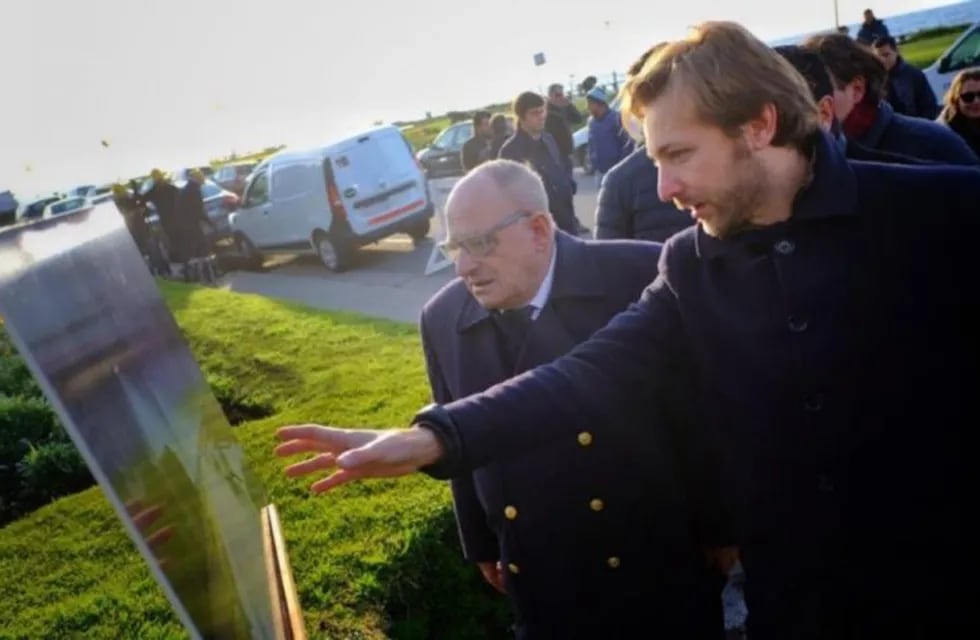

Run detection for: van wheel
[[234, 234, 263, 270], [314, 231, 347, 272], [408, 219, 431, 244]]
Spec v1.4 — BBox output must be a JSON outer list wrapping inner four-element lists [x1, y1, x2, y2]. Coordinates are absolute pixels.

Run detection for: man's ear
[[817, 96, 836, 130], [743, 103, 778, 150], [850, 77, 867, 105], [529, 211, 554, 248]]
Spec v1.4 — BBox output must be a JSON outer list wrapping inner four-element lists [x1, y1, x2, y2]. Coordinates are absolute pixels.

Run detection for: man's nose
[[455, 250, 476, 277], [658, 167, 683, 203]]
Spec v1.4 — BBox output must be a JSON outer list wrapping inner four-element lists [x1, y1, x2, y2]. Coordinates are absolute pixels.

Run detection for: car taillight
[[326, 180, 348, 221]]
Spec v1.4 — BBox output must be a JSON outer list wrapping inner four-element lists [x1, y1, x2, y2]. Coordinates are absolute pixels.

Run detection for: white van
[[229, 125, 433, 272], [923, 21, 980, 101]]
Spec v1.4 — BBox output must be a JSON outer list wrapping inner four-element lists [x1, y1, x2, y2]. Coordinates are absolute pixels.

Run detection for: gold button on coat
[[577, 432, 593, 446], [508, 563, 520, 574], [607, 556, 621, 569], [590, 498, 605, 512], [504, 505, 518, 520]]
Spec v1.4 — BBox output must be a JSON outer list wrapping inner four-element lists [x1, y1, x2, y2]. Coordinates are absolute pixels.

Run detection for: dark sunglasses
[[960, 91, 980, 103]]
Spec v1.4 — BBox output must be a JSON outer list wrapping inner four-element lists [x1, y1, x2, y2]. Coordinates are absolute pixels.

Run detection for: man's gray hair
[[464, 159, 551, 216]]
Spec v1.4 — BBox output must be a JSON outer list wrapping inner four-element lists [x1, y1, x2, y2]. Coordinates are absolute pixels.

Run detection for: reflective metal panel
[[0, 207, 276, 640]]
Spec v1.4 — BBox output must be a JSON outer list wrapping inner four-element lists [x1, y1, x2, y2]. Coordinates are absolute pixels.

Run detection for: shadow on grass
[[379, 509, 513, 640]]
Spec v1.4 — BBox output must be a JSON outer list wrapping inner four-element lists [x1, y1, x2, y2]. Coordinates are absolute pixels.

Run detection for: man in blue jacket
[[586, 87, 634, 185], [276, 21, 980, 640], [804, 33, 978, 164], [873, 36, 939, 119], [856, 8, 889, 45], [499, 92, 584, 235], [415, 159, 726, 639]]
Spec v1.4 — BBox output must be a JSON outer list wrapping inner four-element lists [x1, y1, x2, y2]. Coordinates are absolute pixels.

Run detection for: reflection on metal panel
[[0, 204, 277, 640]]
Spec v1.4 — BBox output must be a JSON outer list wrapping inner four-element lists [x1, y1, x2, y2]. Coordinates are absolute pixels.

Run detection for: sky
[[0, 0, 957, 199]]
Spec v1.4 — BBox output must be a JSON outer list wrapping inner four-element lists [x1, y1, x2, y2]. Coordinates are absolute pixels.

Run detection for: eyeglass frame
[[959, 91, 980, 103], [438, 210, 535, 261]]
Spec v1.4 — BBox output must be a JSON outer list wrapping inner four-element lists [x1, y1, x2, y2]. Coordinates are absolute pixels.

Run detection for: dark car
[[416, 121, 473, 178]]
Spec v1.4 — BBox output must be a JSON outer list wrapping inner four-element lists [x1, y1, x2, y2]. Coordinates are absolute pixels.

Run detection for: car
[[80, 185, 114, 205], [16, 194, 63, 222], [416, 121, 472, 178], [229, 124, 434, 272], [923, 21, 980, 101], [145, 178, 240, 242], [213, 161, 259, 196], [41, 196, 92, 219]]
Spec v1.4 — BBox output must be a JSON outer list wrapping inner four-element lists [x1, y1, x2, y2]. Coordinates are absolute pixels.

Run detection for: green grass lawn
[[901, 30, 962, 69], [0, 283, 509, 640]]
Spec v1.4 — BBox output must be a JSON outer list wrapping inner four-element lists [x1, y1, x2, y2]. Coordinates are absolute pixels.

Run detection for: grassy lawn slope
[[0, 283, 509, 639]]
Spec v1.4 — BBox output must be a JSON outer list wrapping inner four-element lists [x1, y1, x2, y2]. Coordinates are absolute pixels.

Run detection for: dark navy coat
[[499, 130, 577, 234], [419, 232, 724, 639], [595, 147, 693, 242], [418, 130, 980, 639], [884, 57, 939, 119], [855, 100, 979, 165]]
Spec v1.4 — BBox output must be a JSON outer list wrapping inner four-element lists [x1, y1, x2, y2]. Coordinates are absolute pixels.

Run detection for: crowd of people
[[111, 169, 218, 283], [272, 12, 980, 640]]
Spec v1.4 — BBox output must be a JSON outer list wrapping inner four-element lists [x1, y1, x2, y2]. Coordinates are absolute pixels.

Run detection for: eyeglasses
[[439, 211, 532, 261], [959, 91, 980, 104]]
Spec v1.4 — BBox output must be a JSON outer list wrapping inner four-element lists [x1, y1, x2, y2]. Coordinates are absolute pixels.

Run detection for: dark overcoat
[[419, 130, 980, 639], [420, 232, 725, 639]]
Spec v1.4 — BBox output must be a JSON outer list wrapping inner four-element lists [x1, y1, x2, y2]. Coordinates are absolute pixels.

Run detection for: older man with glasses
[[403, 159, 727, 638]]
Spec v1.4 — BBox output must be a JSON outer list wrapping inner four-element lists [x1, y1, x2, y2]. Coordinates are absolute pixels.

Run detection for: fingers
[[310, 468, 365, 493], [276, 424, 346, 444], [285, 453, 338, 478], [274, 438, 340, 457]]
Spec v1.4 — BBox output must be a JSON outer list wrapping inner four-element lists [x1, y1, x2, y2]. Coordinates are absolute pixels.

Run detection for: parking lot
[[218, 169, 602, 324]]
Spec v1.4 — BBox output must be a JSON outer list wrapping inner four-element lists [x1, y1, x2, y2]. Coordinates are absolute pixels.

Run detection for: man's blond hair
[[621, 21, 819, 152]]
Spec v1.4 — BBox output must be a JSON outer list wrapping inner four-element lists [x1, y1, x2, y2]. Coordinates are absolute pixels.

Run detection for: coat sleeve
[[417, 248, 689, 478], [419, 314, 499, 562], [594, 169, 632, 239]]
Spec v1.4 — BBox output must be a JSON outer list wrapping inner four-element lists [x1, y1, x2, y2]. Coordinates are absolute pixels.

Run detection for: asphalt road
[[218, 169, 602, 324]]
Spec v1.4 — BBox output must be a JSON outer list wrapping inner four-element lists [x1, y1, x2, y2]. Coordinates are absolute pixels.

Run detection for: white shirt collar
[[528, 244, 557, 320]]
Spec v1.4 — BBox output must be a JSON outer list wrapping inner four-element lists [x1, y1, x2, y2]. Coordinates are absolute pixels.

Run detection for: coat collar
[[695, 129, 860, 261], [858, 100, 894, 149], [456, 231, 605, 332]]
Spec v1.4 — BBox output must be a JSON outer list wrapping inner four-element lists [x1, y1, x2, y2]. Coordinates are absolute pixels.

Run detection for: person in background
[[489, 113, 513, 159], [112, 183, 169, 276], [545, 82, 584, 159], [420, 159, 726, 639], [585, 86, 634, 186], [462, 111, 494, 172], [499, 92, 583, 235], [775, 44, 933, 164], [594, 43, 693, 243], [856, 8, 889, 45], [872, 36, 938, 119], [173, 169, 214, 279], [937, 67, 980, 157], [136, 169, 182, 265], [803, 33, 979, 164]]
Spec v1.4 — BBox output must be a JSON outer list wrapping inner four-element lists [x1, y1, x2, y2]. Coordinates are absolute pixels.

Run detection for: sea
[[769, 0, 980, 45]]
